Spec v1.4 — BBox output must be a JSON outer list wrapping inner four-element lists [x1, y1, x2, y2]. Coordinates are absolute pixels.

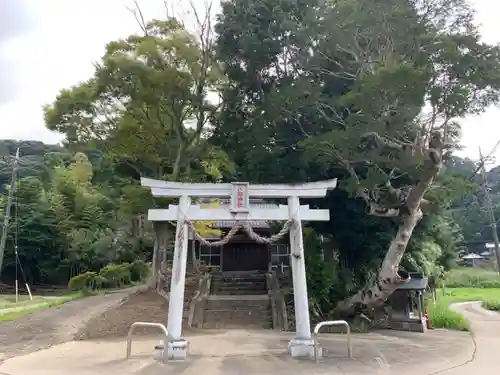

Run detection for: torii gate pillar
[[142, 178, 337, 360], [287, 194, 314, 357]]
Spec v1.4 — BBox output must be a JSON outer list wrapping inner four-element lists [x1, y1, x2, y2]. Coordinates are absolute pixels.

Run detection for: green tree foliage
[[0, 150, 152, 285], [445, 155, 500, 246], [68, 271, 107, 294], [44, 17, 233, 181], [0, 140, 67, 192]]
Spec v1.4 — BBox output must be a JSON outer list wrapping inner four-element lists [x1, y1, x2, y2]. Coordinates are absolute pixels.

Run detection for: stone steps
[[203, 297, 272, 329], [210, 275, 268, 296], [212, 286, 267, 295], [203, 273, 272, 329]]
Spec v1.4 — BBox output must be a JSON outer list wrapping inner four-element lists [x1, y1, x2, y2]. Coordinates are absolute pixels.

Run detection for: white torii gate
[[141, 178, 337, 359]]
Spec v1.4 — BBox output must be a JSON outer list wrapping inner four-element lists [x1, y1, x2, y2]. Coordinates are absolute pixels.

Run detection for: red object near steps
[[424, 311, 431, 329]]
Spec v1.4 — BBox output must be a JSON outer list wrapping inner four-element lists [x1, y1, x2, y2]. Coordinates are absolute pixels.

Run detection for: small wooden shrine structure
[[387, 272, 429, 333]]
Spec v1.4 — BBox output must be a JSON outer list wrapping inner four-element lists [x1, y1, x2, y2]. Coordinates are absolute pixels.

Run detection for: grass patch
[[0, 292, 83, 321], [427, 286, 500, 330], [441, 269, 500, 315], [427, 302, 469, 331], [482, 300, 500, 311], [438, 287, 500, 304], [0, 295, 46, 309], [444, 268, 500, 288]]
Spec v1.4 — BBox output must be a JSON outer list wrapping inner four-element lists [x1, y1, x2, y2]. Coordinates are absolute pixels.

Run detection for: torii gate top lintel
[[140, 178, 337, 199]]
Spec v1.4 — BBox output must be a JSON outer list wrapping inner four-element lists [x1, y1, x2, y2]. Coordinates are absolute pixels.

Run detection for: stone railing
[[187, 273, 212, 328], [266, 271, 288, 331]]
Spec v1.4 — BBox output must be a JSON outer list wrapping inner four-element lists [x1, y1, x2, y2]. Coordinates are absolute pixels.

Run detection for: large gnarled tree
[[305, 0, 500, 316], [214, 0, 500, 317]]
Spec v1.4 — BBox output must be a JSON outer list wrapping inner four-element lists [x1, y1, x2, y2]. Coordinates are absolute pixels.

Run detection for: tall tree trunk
[[151, 222, 170, 292], [150, 223, 160, 289], [335, 132, 443, 317], [334, 211, 421, 316], [172, 143, 187, 180]]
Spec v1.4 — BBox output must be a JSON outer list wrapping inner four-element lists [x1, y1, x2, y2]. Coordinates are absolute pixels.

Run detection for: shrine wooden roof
[[396, 276, 428, 291], [214, 201, 280, 229]]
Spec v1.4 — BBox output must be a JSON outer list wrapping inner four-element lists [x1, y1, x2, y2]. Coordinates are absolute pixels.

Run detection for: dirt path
[[0, 289, 137, 360]]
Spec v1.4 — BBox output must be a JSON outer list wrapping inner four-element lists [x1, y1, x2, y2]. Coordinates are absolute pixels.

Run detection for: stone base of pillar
[[153, 339, 189, 361], [166, 339, 189, 360], [288, 338, 316, 359], [154, 344, 166, 362]]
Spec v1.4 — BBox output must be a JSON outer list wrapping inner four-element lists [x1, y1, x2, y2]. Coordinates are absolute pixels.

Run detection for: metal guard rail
[[126, 322, 169, 360], [313, 320, 352, 363]]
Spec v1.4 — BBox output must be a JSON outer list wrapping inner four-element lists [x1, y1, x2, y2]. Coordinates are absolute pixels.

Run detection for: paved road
[[438, 302, 500, 373]]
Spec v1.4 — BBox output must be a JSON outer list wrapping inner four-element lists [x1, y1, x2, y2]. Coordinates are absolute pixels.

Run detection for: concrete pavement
[[2, 300, 500, 374], [436, 302, 500, 374], [0, 327, 475, 374]]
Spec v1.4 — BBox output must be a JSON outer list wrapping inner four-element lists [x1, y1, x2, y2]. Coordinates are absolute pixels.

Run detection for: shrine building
[[188, 199, 291, 274]]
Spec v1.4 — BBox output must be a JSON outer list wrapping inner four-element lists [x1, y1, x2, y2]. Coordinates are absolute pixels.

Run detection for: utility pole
[[478, 147, 500, 274], [0, 148, 20, 276]]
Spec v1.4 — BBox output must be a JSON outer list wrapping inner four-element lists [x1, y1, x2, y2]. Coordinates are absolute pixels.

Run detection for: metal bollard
[[126, 322, 169, 361], [313, 320, 352, 363]]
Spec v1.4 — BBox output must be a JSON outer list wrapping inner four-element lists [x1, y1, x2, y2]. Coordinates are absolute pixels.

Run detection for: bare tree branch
[[126, 0, 149, 35]]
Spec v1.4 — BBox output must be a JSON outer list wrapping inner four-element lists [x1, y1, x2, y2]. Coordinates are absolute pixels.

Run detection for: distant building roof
[[462, 253, 485, 260]]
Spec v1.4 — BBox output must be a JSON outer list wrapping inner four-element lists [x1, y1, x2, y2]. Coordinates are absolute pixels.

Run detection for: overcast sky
[[0, 0, 499, 163]]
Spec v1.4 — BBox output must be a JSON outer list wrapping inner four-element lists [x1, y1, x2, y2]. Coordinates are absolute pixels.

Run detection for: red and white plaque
[[230, 182, 249, 213]]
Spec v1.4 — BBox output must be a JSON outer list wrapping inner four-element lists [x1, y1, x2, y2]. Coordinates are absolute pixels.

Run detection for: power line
[[0, 148, 20, 276], [468, 139, 500, 180], [15, 192, 18, 302], [478, 146, 500, 275]]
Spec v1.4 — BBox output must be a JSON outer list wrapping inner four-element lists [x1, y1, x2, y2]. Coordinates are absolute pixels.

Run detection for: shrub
[[129, 260, 150, 282], [427, 302, 469, 331], [99, 264, 132, 288], [444, 268, 500, 288], [68, 272, 106, 294], [482, 299, 500, 311]]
